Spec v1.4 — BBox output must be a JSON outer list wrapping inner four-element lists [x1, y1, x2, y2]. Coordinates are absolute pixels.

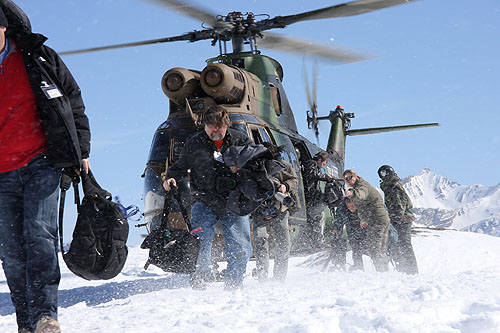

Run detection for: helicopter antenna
[[303, 59, 320, 144]]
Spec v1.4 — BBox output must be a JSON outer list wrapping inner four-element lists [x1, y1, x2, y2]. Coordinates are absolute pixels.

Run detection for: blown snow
[[2, 228, 500, 332]]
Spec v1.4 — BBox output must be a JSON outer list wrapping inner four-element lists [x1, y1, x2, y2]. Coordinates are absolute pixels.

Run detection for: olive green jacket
[[380, 175, 414, 224], [350, 176, 390, 227], [270, 160, 300, 214]]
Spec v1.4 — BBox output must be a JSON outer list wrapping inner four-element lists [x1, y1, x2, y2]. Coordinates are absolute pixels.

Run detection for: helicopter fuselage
[[142, 53, 343, 244]]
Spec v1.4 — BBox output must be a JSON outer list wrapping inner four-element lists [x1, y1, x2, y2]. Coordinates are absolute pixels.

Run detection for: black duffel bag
[[59, 169, 129, 280], [141, 188, 200, 274]]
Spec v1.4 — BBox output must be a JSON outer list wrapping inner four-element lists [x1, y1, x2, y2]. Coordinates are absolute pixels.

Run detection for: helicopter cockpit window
[[250, 128, 263, 144], [280, 150, 291, 164], [229, 114, 244, 122], [269, 83, 282, 116], [324, 160, 340, 179], [243, 114, 259, 124], [230, 123, 248, 135], [148, 130, 171, 163], [172, 128, 198, 162], [258, 128, 271, 143]]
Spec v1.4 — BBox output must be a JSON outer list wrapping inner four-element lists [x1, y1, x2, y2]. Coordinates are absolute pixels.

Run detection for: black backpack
[[140, 188, 200, 274], [59, 170, 129, 280]]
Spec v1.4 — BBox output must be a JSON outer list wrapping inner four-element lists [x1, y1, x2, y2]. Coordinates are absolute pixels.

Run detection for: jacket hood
[[1, 0, 32, 38]]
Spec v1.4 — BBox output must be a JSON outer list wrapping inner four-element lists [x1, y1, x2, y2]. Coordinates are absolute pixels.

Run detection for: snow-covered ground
[[2, 228, 500, 332]]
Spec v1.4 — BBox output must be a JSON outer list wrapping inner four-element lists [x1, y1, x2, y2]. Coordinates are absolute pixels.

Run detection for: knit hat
[[0, 7, 8, 28]]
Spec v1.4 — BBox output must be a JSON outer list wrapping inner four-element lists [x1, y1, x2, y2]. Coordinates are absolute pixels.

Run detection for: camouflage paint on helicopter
[[59, 0, 439, 255]]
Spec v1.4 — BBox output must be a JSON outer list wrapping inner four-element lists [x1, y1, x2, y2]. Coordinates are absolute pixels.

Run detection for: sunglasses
[[344, 175, 354, 181]]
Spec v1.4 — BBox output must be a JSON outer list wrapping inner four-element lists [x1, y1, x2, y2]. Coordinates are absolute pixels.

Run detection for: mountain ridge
[[401, 168, 500, 236]]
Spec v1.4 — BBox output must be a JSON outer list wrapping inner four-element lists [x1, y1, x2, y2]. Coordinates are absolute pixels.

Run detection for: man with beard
[[164, 105, 253, 290]]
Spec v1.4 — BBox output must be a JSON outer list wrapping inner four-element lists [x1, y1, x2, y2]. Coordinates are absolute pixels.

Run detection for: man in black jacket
[[302, 152, 332, 251], [251, 143, 298, 282], [165, 105, 253, 290], [0, 2, 90, 332]]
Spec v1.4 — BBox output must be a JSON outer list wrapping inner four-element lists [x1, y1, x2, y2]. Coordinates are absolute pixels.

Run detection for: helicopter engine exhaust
[[161, 67, 203, 102], [200, 63, 245, 104]]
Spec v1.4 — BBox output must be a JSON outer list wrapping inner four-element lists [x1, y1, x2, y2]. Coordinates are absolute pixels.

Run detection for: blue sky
[[14, 0, 499, 244]]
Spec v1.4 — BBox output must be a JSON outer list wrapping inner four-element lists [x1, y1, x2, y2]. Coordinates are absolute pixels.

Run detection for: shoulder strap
[[81, 169, 111, 199], [165, 187, 194, 231], [58, 170, 81, 255]]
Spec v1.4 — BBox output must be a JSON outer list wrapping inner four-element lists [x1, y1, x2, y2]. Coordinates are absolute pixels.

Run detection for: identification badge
[[41, 81, 63, 99], [213, 151, 223, 162]]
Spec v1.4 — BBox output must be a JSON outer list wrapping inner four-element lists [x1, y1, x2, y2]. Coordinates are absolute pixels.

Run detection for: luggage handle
[[161, 187, 194, 232]]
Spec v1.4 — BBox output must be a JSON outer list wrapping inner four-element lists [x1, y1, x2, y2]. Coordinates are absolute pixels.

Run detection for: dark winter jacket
[[334, 201, 360, 233], [302, 159, 330, 205], [223, 144, 284, 216], [166, 128, 253, 216], [380, 175, 414, 224], [1, 1, 90, 168], [350, 177, 390, 228], [252, 159, 299, 219], [334, 201, 366, 245]]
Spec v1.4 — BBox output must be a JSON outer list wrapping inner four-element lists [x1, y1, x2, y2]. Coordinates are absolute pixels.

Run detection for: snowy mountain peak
[[402, 169, 500, 235], [401, 169, 460, 209]]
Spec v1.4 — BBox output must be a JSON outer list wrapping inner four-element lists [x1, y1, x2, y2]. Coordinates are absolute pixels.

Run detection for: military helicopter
[[61, 0, 438, 253]]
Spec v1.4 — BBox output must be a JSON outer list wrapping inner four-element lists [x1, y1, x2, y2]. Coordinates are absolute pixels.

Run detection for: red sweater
[[0, 42, 47, 173]]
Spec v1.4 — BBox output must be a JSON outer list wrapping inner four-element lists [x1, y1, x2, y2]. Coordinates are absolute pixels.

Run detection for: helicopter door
[[292, 141, 312, 170], [143, 124, 200, 232], [267, 129, 306, 223]]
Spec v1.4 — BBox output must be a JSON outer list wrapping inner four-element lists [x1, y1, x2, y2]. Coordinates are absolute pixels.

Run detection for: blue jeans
[[0, 154, 62, 330], [190, 201, 252, 288]]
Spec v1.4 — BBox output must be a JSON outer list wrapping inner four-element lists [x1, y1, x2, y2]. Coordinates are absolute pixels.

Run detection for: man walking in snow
[[251, 143, 298, 282], [344, 169, 390, 272], [378, 165, 418, 274], [164, 105, 253, 290], [0, 2, 91, 332]]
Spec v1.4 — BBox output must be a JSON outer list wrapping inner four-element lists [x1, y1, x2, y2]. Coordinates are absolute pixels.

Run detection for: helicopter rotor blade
[[259, 0, 420, 29], [144, 0, 230, 29], [59, 30, 214, 56], [312, 60, 320, 144], [257, 32, 373, 64], [302, 59, 320, 144], [312, 60, 318, 108], [346, 122, 440, 136], [302, 60, 313, 108]]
